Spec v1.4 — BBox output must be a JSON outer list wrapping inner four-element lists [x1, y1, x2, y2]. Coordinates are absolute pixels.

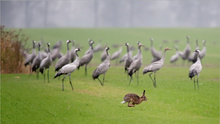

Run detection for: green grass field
[[1, 28, 219, 123]]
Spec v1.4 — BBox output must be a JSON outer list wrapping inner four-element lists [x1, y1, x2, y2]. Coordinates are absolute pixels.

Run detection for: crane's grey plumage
[[110, 46, 122, 64], [188, 39, 199, 63], [101, 48, 108, 62], [170, 45, 179, 64], [54, 48, 81, 91], [189, 49, 202, 89], [150, 38, 162, 63], [179, 36, 191, 64], [55, 40, 71, 71], [124, 43, 133, 73], [128, 43, 143, 85], [143, 47, 171, 88], [51, 48, 63, 61], [92, 47, 110, 86], [52, 40, 62, 49], [119, 50, 133, 63], [93, 40, 103, 52], [24, 41, 36, 73], [70, 40, 76, 62], [78, 40, 94, 76], [32, 42, 44, 79], [39, 43, 52, 83], [32, 42, 43, 72], [199, 40, 206, 59]]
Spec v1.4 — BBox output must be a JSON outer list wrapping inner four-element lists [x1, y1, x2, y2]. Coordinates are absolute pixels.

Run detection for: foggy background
[[1, 0, 220, 28]]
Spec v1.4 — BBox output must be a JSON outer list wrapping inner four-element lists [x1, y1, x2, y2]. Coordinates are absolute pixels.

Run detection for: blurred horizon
[[1, 0, 220, 28]]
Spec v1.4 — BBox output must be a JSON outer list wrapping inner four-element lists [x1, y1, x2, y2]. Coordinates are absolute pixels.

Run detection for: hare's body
[[121, 90, 147, 107]]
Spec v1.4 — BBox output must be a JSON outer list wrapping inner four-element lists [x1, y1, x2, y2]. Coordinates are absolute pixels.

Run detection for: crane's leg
[[43, 70, 45, 83], [62, 75, 67, 91], [149, 72, 154, 87], [197, 76, 199, 89], [97, 78, 103, 86], [69, 75, 74, 91], [85, 64, 87, 76], [154, 72, 157, 88], [47, 69, 50, 83], [136, 70, 139, 85], [103, 73, 106, 85], [129, 74, 133, 85], [37, 69, 39, 79], [194, 77, 196, 89]]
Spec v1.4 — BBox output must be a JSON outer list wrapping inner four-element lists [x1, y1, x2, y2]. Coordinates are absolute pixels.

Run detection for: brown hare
[[121, 90, 147, 107]]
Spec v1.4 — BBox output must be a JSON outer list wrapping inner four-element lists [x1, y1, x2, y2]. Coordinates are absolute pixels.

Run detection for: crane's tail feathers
[[128, 70, 133, 77], [189, 70, 195, 79], [40, 68, 44, 74], [54, 71, 62, 78], [121, 101, 126, 104], [143, 69, 150, 75], [32, 66, 37, 72], [24, 62, 29, 67]]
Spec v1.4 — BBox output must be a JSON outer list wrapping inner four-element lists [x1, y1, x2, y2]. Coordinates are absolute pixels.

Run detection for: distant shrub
[[1, 26, 29, 74]]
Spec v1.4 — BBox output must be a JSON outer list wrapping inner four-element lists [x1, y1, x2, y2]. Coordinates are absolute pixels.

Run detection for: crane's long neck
[[90, 43, 93, 50], [138, 46, 142, 59], [47, 45, 51, 59], [126, 45, 130, 57], [106, 49, 110, 61], [33, 42, 36, 53], [67, 42, 70, 51], [161, 50, 167, 62], [196, 53, 201, 64], [74, 50, 80, 65], [38, 45, 41, 51]]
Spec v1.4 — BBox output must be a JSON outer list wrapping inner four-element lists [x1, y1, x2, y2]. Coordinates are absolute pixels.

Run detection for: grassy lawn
[[1, 28, 219, 123]]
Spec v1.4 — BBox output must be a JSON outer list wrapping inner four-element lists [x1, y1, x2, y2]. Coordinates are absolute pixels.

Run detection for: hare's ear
[[143, 90, 145, 96]]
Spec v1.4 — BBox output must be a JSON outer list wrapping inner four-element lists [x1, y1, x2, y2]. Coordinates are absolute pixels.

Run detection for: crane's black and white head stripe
[[105, 47, 110, 51], [195, 49, 201, 53], [138, 42, 143, 47], [90, 40, 95, 45], [75, 48, 81, 52], [38, 42, 41, 46], [125, 43, 129, 46], [47, 43, 50, 46], [66, 40, 71, 43]]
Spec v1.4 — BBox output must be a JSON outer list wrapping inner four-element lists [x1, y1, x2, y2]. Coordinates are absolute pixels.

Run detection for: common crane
[[189, 49, 202, 89], [32, 42, 43, 79], [150, 38, 162, 63], [124, 43, 133, 73], [55, 40, 71, 71], [110, 46, 122, 64], [143, 47, 171, 88], [78, 40, 94, 76], [128, 43, 143, 85], [92, 47, 110, 86], [170, 45, 179, 64], [54, 48, 81, 91], [24, 41, 36, 73], [188, 39, 199, 63], [39, 43, 52, 83], [178, 36, 191, 65]]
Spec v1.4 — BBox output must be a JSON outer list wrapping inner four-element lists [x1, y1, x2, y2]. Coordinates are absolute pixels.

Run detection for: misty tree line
[[2, 0, 220, 28]]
